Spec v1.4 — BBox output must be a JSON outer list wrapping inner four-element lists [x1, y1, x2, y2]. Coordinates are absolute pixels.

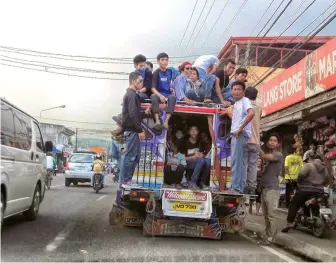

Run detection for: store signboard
[[260, 37, 336, 116]]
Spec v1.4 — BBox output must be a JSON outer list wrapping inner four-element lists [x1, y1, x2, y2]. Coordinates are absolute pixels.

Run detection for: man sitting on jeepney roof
[[221, 68, 248, 105], [214, 59, 236, 101], [184, 126, 211, 191], [151, 52, 177, 130], [192, 55, 231, 107], [133, 54, 153, 102]]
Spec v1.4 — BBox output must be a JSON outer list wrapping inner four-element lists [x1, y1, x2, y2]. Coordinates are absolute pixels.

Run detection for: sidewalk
[[245, 208, 336, 262]]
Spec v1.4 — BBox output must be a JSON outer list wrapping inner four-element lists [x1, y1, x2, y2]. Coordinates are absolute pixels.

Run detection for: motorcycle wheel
[[312, 217, 327, 238]]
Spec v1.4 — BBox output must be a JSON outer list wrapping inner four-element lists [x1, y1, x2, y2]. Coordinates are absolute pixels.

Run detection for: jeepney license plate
[[320, 208, 332, 214], [172, 202, 198, 212]]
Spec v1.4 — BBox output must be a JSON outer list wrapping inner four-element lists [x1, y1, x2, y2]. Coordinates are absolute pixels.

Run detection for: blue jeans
[[91, 173, 106, 186], [139, 92, 149, 102], [120, 131, 141, 183], [185, 89, 205, 102], [195, 67, 216, 99], [231, 132, 249, 193], [187, 157, 211, 184]]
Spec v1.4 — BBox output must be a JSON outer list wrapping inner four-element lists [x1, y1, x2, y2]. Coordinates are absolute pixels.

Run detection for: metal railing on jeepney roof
[[133, 112, 165, 189]]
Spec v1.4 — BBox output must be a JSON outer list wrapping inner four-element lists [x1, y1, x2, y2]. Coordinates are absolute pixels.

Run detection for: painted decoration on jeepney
[[164, 190, 207, 201], [260, 37, 336, 116]]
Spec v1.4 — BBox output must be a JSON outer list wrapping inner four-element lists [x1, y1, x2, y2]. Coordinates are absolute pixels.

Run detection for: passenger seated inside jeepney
[[166, 114, 212, 190], [163, 143, 186, 189]]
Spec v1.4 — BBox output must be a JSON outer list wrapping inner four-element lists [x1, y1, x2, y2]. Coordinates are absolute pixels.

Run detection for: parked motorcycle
[[293, 192, 333, 238], [93, 173, 103, 194]]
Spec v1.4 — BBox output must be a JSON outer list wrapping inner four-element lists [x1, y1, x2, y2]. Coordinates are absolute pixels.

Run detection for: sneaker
[[201, 183, 211, 191], [154, 121, 162, 130], [281, 223, 295, 233], [189, 183, 200, 191], [204, 98, 213, 104]]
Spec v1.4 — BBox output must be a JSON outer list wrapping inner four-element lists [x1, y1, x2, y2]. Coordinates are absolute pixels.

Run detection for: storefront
[[258, 37, 336, 203]]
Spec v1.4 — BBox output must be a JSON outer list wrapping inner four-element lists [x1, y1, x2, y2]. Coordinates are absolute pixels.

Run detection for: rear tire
[[23, 184, 41, 221], [65, 178, 71, 187], [73, 182, 78, 186]]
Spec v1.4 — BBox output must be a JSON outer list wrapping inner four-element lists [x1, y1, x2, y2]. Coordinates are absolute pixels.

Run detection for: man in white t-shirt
[[192, 55, 221, 104], [220, 81, 255, 193]]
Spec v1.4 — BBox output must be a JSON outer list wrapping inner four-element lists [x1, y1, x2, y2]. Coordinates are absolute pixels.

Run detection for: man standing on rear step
[[120, 71, 145, 189], [220, 81, 255, 193], [243, 86, 262, 195]]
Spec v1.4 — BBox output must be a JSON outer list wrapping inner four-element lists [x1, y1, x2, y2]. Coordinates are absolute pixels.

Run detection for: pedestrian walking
[[259, 133, 283, 243]]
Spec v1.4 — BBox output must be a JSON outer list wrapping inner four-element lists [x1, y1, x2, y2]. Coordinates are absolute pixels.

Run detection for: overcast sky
[[1, 0, 335, 129]]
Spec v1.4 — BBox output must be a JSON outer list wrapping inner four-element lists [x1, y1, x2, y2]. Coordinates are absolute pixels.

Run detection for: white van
[[1, 98, 53, 226]]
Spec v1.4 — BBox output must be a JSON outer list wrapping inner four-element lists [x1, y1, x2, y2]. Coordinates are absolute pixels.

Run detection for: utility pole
[[75, 128, 78, 151]]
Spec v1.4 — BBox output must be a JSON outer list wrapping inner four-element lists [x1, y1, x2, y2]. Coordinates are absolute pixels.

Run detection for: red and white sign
[[260, 37, 336, 115], [164, 190, 207, 201]]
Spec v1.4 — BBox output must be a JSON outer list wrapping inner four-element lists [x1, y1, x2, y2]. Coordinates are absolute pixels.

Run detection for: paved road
[[2, 174, 302, 262]]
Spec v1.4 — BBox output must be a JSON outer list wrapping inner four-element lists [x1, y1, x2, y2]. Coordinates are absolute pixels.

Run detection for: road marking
[[240, 233, 296, 262], [51, 184, 64, 188], [96, 195, 106, 201], [45, 223, 75, 252]]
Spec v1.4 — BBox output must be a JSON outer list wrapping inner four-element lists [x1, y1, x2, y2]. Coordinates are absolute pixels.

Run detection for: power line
[[0, 63, 129, 80], [240, 0, 288, 66], [0, 47, 195, 64], [0, 56, 129, 75], [176, 0, 199, 54], [212, 0, 249, 53], [253, 8, 336, 87], [251, 1, 335, 80], [183, 0, 209, 54], [186, 0, 216, 54], [247, 0, 314, 70], [37, 116, 116, 125], [197, 0, 230, 52], [246, 0, 277, 38]]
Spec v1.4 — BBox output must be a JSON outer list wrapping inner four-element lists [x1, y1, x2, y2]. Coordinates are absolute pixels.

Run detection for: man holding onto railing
[[121, 71, 145, 189], [220, 81, 255, 194]]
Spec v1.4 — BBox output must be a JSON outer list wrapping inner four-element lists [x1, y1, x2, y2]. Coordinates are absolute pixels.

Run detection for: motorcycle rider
[[91, 154, 106, 187], [282, 152, 329, 232]]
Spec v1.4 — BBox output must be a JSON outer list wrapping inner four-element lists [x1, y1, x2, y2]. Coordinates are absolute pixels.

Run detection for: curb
[[245, 221, 336, 262]]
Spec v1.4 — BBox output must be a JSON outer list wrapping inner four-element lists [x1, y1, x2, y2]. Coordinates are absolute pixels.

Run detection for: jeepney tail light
[[65, 162, 69, 170], [139, 197, 146, 202], [227, 203, 234, 208]]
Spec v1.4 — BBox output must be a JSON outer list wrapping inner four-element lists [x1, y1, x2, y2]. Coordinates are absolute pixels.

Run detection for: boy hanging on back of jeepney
[[151, 52, 177, 130]]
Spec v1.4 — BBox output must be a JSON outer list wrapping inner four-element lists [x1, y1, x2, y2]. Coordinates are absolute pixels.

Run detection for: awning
[[261, 111, 303, 130]]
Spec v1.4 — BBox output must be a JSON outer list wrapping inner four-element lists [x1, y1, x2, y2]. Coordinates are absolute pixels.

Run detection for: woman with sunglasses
[[173, 61, 194, 105]]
